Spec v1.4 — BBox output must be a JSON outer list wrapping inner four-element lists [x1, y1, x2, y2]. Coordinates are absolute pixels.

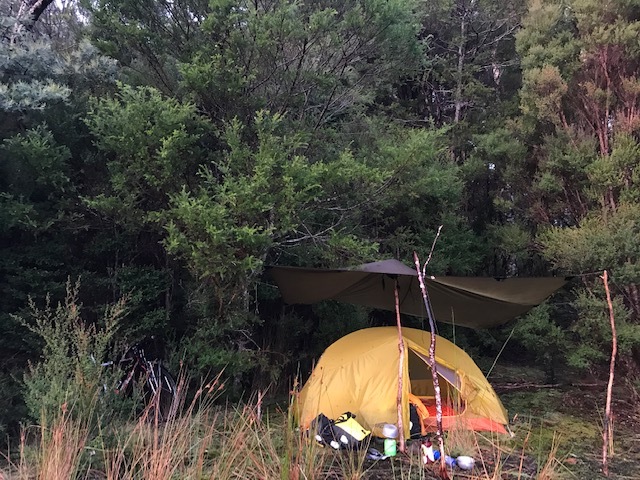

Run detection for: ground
[[346, 363, 640, 479]]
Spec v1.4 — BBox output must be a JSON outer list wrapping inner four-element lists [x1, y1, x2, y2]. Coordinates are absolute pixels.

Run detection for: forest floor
[[354, 363, 640, 479], [2, 362, 639, 479]]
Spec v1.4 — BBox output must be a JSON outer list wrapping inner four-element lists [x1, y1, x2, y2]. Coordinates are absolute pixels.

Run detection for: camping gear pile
[[309, 410, 479, 468], [309, 412, 398, 461], [312, 412, 371, 451]]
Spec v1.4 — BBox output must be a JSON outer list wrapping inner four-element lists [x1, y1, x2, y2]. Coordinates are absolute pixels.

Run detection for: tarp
[[297, 327, 509, 438], [269, 259, 568, 329]]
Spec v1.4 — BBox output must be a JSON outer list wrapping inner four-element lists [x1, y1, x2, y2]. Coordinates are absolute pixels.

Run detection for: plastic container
[[374, 423, 398, 457], [383, 438, 397, 457], [372, 423, 399, 439], [431, 451, 456, 467], [420, 441, 435, 465], [456, 455, 475, 470], [381, 423, 398, 439]]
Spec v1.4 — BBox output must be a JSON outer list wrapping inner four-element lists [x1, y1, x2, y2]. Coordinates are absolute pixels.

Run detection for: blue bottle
[[433, 451, 456, 467]]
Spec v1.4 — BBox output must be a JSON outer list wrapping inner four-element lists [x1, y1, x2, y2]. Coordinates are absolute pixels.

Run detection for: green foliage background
[[1, 0, 640, 438]]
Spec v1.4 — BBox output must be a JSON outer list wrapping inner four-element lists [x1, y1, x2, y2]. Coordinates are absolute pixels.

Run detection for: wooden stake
[[394, 279, 406, 453], [601, 270, 616, 477], [414, 252, 449, 480]]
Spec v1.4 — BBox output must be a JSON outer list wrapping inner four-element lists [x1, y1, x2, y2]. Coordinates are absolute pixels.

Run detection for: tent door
[[407, 349, 465, 413]]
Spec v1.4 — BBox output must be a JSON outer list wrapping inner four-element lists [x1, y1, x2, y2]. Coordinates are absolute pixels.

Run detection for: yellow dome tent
[[298, 327, 508, 439]]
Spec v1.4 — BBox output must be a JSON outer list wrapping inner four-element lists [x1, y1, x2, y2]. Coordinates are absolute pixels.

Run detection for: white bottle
[[421, 440, 435, 465]]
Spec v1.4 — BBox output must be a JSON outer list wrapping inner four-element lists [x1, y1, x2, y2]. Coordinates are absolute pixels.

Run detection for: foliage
[[0, 371, 26, 441], [84, 83, 214, 227], [20, 280, 124, 424], [359, 126, 485, 273], [0, 22, 71, 113], [0, 0, 115, 121], [539, 203, 640, 369], [540, 203, 640, 277], [86, 0, 424, 127], [1, 0, 640, 439], [511, 304, 569, 382], [506, 0, 640, 376], [1, 125, 72, 231], [417, 0, 526, 126], [159, 110, 385, 382]]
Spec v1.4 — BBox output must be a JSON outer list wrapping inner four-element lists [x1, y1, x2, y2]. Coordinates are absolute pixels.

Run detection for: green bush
[[19, 280, 125, 426]]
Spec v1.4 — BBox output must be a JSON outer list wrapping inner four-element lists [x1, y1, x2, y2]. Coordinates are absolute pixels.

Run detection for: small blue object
[[432, 451, 456, 467], [433, 450, 456, 468], [366, 447, 389, 461]]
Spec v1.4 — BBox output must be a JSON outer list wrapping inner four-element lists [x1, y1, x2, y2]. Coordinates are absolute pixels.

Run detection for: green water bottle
[[383, 438, 397, 457]]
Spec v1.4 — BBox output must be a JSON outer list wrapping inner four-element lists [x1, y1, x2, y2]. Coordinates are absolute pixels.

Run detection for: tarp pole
[[394, 279, 407, 453], [601, 270, 616, 477], [414, 251, 449, 480]]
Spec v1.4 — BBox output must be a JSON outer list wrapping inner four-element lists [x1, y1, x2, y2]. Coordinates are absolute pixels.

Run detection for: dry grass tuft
[[2, 384, 570, 480]]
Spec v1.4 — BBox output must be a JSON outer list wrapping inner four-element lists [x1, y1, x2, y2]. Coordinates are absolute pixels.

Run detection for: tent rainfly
[[297, 327, 509, 439]]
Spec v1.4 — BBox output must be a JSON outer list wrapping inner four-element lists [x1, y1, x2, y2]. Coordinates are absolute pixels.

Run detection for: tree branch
[[601, 269, 617, 477]]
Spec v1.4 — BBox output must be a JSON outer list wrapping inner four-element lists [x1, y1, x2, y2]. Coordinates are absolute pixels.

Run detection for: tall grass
[[2, 404, 90, 480], [0, 284, 571, 479], [2, 390, 567, 480], [37, 404, 89, 480], [2, 363, 568, 480]]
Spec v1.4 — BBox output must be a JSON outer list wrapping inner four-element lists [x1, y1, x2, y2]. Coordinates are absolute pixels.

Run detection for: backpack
[[311, 412, 371, 450]]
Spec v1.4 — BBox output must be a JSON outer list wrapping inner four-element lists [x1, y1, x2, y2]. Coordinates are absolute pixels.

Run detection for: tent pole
[[394, 279, 407, 453], [414, 251, 449, 480]]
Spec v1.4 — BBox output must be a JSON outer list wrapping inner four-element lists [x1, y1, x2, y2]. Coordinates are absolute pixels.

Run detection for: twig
[[422, 225, 443, 278], [601, 270, 616, 477]]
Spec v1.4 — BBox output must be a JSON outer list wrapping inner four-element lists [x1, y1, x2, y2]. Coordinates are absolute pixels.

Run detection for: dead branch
[[601, 270, 617, 477], [394, 280, 406, 453], [414, 250, 449, 480]]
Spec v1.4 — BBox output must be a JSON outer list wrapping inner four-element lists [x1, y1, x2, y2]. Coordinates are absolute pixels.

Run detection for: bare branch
[[601, 270, 617, 477]]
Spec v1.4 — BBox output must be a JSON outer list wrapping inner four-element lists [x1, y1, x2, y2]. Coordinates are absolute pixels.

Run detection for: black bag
[[311, 412, 371, 450], [409, 403, 422, 439], [311, 413, 336, 446]]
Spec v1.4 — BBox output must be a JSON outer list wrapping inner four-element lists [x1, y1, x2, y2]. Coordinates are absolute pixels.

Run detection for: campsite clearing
[[341, 363, 640, 479]]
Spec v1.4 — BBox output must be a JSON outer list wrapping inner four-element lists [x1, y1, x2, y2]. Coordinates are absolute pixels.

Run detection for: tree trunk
[[28, 0, 56, 26], [453, 0, 477, 123], [10, 0, 56, 40]]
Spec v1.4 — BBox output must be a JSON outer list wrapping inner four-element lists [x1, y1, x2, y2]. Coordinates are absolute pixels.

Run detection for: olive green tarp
[[268, 259, 568, 329]]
